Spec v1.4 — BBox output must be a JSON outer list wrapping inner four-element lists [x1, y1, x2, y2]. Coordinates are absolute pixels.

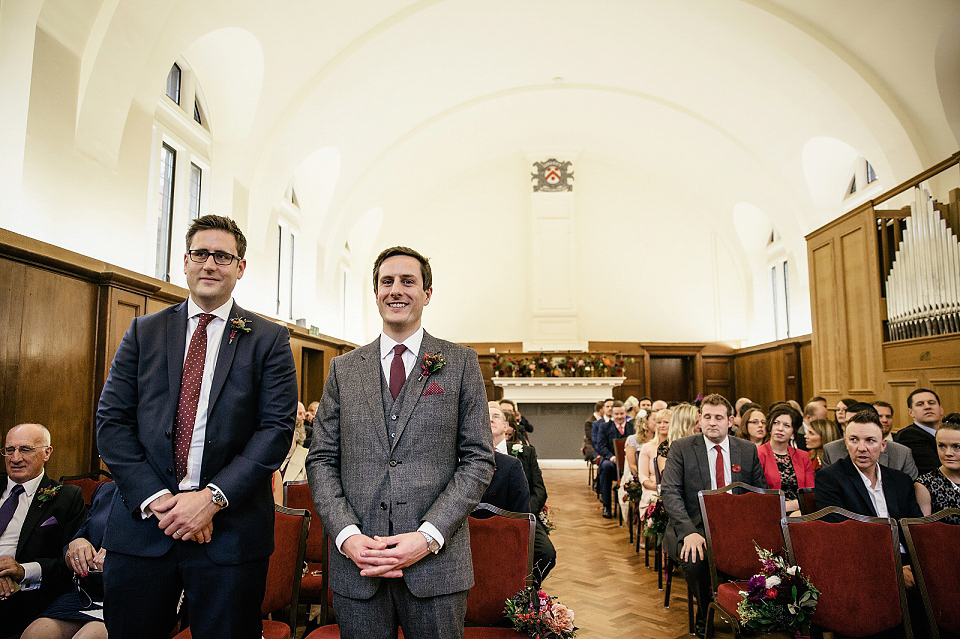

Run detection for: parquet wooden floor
[[539, 468, 736, 639]]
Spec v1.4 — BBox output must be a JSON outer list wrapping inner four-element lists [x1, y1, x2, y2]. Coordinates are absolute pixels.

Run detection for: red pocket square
[[422, 381, 445, 396]]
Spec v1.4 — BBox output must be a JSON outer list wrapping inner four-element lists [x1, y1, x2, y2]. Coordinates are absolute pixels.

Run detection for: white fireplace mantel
[[492, 377, 626, 403]]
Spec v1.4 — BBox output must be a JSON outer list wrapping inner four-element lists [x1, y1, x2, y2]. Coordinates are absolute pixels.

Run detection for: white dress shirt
[[704, 435, 733, 489], [335, 327, 445, 554], [0, 472, 47, 590], [140, 297, 232, 515], [495, 439, 508, 454]]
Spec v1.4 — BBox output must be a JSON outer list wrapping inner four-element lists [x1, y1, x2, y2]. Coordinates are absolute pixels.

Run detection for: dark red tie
[[389, 344, 407, 400], [0, 484, 25, 536], [173, 313, 215, 482], [714, 445, 725, 489]]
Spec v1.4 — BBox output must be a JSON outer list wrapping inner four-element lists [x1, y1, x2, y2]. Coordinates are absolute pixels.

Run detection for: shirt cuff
[[418, 522, 444, 549], [20, 562, 41, 590], [335, 525, 362, 554], [141, 489, 171, 519]]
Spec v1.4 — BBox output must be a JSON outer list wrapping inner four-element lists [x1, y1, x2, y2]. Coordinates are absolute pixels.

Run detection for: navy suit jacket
[[596, 420, 635, 462], [96, 300, 299, 564], [590, 418, 607, 457], [481, 452, 530, 514], [895, 424, 939, 476]]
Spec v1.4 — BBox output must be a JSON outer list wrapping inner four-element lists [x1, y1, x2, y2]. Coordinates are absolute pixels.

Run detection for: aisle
[[539, 468, 735, 639]]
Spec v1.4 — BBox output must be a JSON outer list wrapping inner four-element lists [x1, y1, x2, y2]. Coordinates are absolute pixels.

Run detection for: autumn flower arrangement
[[621, 476, 644, 504], [504, 586, 577, 638], [228, 316, 252, 344], [491, 353, 633, 378], [36, 484, 62, 505], [736, 545, 819, 635], [419, 352, 445, 380]]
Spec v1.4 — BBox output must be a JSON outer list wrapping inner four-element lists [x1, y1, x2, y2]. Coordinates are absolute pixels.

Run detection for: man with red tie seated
[[661, 394, 766, 637], [595, 401, 634, 518], [0, 423, 87, 635], [96, 215, 299, 639]]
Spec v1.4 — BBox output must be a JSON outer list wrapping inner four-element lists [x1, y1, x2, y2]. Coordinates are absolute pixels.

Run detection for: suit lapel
[[207, 301, 241, 412], [167, 302, 189, 397], [359, 338, 390, 452], [390, 332, 435, 452], [17, 475, 54, 556], [692, 437, 712, 490]]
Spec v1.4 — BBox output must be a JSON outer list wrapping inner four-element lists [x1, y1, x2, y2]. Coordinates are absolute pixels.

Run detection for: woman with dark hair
[[757, 404, 814, 513], [834, 397, 857, 430], [915, 413, 960, 524], [738, 407, 768, 446]]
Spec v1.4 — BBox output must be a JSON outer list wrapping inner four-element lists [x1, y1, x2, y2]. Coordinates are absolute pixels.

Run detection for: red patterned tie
[[389, 344, 407, 400], [173, 313, 215, 482], [714, 445, 725, 490]]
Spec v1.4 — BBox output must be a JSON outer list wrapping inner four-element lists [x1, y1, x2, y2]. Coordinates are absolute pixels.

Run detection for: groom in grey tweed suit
[[306, 246, 494, 639]]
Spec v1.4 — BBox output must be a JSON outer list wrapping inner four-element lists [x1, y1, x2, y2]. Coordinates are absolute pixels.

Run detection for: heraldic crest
[[531, 159, 574, 192]]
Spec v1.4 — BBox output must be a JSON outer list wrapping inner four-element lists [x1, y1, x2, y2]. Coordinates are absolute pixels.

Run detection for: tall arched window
[[151, 58, 212, 282]]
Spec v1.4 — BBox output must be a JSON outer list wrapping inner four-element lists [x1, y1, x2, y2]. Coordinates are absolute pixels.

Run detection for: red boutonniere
[[732, 464, 742, 473], [228, 317, 252, 344], [418, 352, 445, 381]]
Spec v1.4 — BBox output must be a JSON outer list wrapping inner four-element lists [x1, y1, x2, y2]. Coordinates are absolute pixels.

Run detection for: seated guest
[[596, 401, 634, 519], [582, 400, 604, 461], [272, 416, 309, 504], [617, 410, 647, 507], [639, 397, 652, 412], [873, 400, 896, 442], [815, 410, 922, 520], [500, 398, 534, 435], [833, 397, 856, 432], [820, 405, 918, 479], [733, 397, 753, 433], [757, 405, 814, 513], [502, 409, 556, 584], [661, 394, 765, 636], [590, 398, 614, 466], [297, 401, 313, 450], [804, 419, 841, 471], [667, 404, 699, 443], [915, 413, 960, 524], [22, 482, 117, 639], [797, 400, 828, 451], [737, 406, 767, 447], [482, 407, 530, 515], [0, 424, 87, 635], [895, 388, 944, 476], [814, 410, 924, 608], [623, 396, 640, 422], [636, 408, 671, 510]]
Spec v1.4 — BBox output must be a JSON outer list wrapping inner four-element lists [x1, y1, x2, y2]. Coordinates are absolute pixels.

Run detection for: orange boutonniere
[[36, 484, 61, 506], [418, 352, 445, 381], [228, 317, 252, 344]]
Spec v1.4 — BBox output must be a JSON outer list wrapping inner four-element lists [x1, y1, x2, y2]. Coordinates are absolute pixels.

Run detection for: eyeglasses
[[186, 249, 239, 266], [1, 445, 49, 456]]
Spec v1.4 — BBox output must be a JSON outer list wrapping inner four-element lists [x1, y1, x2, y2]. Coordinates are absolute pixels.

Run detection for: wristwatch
[[420, 531, 441, 554], [209, 485, 228, 509]]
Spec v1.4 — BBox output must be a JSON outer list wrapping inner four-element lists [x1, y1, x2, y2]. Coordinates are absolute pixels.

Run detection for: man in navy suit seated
[[596, 401, 634, 519]]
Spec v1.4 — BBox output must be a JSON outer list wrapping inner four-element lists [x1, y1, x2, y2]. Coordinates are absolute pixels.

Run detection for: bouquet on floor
[[639, 495, 668, 544], [504, 586, 577, 638], [736, 544, 819, 635]]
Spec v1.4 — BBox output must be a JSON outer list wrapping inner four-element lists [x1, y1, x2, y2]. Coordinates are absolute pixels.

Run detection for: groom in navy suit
[[96, 215, 299, 639]]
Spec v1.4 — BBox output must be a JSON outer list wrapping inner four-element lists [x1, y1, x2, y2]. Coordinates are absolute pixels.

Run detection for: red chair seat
[[715, 581, 748, 621]]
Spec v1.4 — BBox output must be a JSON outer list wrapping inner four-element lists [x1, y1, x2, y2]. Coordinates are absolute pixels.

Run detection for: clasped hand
[[342, 531, 430, 579], [0, 556, 24, 598], [150, 489, 218, 543]]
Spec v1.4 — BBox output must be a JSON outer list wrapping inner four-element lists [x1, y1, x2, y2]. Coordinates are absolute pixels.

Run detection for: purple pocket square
[[41, 515, 58, 527], [422, 381, 445, 396]]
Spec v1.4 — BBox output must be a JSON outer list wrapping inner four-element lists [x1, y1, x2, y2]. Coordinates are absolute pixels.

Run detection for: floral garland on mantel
[[492, 353, 633, 378]]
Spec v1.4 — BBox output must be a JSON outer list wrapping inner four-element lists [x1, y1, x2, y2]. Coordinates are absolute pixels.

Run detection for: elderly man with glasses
[[0, 423, 87, 635]]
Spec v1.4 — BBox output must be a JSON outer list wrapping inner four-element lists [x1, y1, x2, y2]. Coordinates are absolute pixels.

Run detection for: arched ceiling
[[20, 0, 960, 344]]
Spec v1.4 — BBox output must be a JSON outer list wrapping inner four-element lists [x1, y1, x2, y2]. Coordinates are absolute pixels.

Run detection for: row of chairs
[[699, 482, 960, 639]]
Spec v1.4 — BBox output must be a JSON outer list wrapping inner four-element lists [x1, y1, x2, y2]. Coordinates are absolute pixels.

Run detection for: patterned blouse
[[775, 452, 799, 502], [917, 469, 960, 524]]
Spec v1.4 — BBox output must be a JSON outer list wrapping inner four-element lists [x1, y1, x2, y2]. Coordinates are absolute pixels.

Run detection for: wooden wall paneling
[[809, 240, 841, 396], [145, 297, 177, 315], [288, 338, 304, 398], [783, 344, 800, 402], [299, 346, 325, 405], [702, 356, 734, 399], [888, 379, 919, 434], [734, 349, 785, 411], [799, 342, 813, 402], [838, 226, 881, 394], [930, 378, 960, 414], [16, 268, 98, 480], [0, 259, 26, 438]]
